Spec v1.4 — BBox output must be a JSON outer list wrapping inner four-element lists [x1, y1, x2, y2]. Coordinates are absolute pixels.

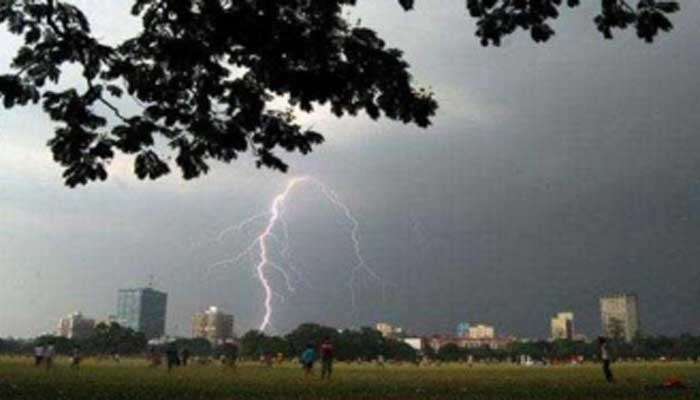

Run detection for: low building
[[403, 337, 424, 352], [376, 322, 403, 339], [468, 324, 495, 339], [427, 335, 515, 351], [192, 306, 234, 345], [57, 312, 95, 339]]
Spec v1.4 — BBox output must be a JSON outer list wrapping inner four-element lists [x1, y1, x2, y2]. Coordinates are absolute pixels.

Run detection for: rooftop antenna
[[148, 274, 155, 289]]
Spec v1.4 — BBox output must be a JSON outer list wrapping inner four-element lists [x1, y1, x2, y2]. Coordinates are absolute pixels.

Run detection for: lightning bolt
[[214, 176, 382, 332], [254, 177, 307, 331]]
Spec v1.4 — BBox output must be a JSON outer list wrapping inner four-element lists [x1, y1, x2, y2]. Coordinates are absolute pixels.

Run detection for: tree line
[[2, 322, 699, 363], [434, 336, 700, 363], [0, 322, 417, 362]]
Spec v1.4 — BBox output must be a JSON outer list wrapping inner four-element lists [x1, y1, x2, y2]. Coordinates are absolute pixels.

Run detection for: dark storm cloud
[[1, 1, 699, 338]]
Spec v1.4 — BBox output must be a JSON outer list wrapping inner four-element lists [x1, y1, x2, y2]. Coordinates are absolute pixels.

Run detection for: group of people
[[148, 342, 240, 371], [34, 342, 81, 369], [33, 343, 56, 369], [148, 344, 192, 371], [26, 336, 615, 384], [300, 337, 335, 380], [297, 337, 614, 383]]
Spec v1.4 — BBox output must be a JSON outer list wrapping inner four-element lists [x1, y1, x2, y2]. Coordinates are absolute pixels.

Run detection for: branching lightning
[[212, 177, 382, 332]]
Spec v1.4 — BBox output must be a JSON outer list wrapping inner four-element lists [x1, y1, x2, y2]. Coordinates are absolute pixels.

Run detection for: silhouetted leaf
[[0, 0, 681, 186]]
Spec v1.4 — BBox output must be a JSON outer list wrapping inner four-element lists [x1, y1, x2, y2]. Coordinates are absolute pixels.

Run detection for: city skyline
[[39, 289, 647, 342]]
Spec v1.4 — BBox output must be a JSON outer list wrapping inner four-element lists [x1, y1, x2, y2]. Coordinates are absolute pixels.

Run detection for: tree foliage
[[282, 323, 417, 362], [454, 0, 680, 46], [0, 0, 679, 186], [2, 326, 700, 363]]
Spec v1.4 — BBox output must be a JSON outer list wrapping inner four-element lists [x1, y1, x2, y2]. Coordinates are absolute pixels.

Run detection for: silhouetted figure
[[71, 347, 82, 369], [148, 347, 162, 367], [301, 342, 317, 377], [263, 352, 274, 367], [44, 342, 55, 370], [166, 343, 180, 372], [223, 341, 239, 369], [34, 345, 44, 367], [180, 348, 190, 367], [377, 354, 385, 367], [320, 337, 334, 380], [598, 337, 615, 383]]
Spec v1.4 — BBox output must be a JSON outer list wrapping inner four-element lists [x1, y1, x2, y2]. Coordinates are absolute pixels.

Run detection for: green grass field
[[0, 358, 698, 399]]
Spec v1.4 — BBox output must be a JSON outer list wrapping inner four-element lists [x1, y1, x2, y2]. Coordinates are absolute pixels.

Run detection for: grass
[[0, 357, 698, 399]]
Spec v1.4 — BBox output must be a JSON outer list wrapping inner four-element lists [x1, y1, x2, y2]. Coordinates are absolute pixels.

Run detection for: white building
[[403, 338, 423, 352], [550, 312, 575, 340], [376, 322, 403, 338], [57, 312, 95, 339], [468, 324, 495, 339], [192, 306, 234, 345], [600, 293, 640, 342]]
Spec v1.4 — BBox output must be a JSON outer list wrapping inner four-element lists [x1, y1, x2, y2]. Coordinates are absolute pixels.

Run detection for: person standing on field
[[300, 342, 317, 377], [320, 337, 334, 380], [223, 341, 239, 369], [33, 344, 44, 367], [598, 337, 614, 383], [166, 343, 180, 372], [180, 348, 191, 367], [44, 342, 55, 370], [71, 347, 82, 369]]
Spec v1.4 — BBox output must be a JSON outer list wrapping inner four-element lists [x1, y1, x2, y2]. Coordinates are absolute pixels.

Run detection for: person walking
[[300, 342, 317, 377], [598, 337, 615, 383], [33, 344, 44, 367], [44, 342, 55, 370], [71, 347, 82, 369], [320, 337, 335, 380], [223, 341, 239, 369], [148, 346, 162, 367], [180, 348, 191, 367], [166, 343, 180, 372]]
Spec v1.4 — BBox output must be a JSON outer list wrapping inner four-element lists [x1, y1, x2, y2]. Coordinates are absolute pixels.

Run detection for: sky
[[1, 1, 699, 339]]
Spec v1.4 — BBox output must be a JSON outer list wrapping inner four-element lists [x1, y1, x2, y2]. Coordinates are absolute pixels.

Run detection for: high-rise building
[[456, 322, 471, 338], [116, 287, 167, 339], [468, 324, 495, 339], [57, 312, 95, 339], [550, 312, 575, 340], [600, 293, 640, 342], [192, 306, 234, 345]]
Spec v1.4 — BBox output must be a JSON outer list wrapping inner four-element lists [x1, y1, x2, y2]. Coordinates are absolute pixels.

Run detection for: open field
[[0, 358, 698, 400]]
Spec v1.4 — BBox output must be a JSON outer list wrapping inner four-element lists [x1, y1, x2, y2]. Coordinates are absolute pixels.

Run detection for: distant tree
[[239, 330, 268, 359], [84, 322, 146, 355], [172, 337, 212, 357], [0, 1, 679, 186], [508, 340, 548, 361], [34, 335, 75, 354], [422, 343, 437, 360], [0, 337, 39, 355], [382, 338, 418, 362], [437, 343, 464, 362], [285, 323, 339, 356]]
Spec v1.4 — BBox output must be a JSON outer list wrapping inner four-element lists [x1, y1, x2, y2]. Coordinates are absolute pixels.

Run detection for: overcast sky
[[1, 1, 699, 339]]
